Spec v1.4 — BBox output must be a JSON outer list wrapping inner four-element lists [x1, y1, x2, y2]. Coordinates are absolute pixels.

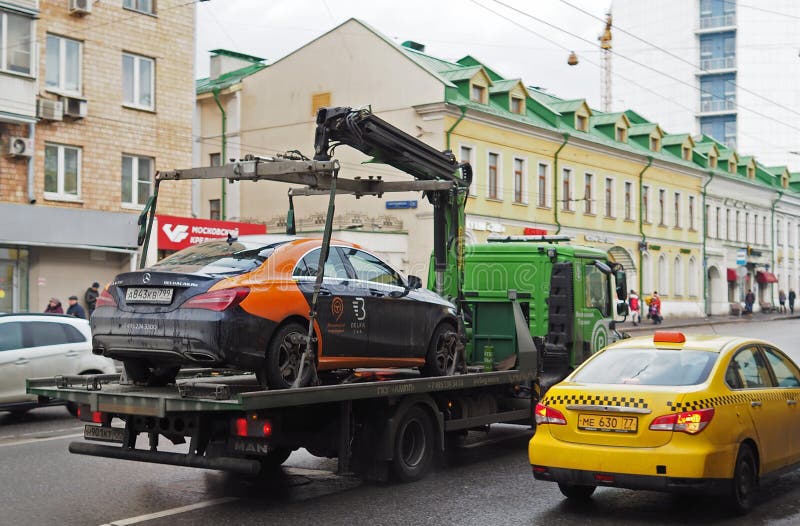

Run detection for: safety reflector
[[653, 331, 686, 344]]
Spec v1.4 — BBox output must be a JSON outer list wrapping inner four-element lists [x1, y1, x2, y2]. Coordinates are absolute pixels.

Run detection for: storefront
[[153, 214, 267, 262]]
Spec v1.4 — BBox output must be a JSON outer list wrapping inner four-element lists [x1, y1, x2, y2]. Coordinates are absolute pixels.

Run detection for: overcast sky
[[195, 0, 611, 108]]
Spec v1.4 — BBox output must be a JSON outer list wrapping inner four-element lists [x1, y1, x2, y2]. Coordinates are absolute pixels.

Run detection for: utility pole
[[599, 12, 613, 112]]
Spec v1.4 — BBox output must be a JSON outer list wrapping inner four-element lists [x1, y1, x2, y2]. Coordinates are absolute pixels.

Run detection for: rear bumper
[[532, 466, 730, 494]]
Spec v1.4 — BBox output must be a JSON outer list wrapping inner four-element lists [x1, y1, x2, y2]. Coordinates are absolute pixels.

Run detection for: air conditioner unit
[[68, 0, 92, 15], [37, 98, 64, 121], [61, 96, 88, 119], [8, 137, 33, 158]]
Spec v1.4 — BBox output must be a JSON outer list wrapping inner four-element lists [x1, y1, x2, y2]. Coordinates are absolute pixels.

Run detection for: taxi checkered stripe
[[667, 390, 800, 412], [542, 394, 648, 409]]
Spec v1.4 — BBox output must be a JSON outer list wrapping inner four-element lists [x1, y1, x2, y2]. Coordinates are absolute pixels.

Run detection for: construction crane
[[599, 12, 613, 112]]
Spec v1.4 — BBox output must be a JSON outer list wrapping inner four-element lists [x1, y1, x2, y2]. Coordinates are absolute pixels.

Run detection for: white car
[[0, 314, 117, 415]]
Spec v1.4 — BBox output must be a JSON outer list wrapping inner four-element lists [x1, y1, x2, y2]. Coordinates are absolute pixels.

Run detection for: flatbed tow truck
[[27, 107, 621, 482]]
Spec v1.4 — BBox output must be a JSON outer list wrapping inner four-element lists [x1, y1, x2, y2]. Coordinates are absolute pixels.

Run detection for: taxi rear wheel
[[726, 443, 758, 515], [558, 483, 596, 500]]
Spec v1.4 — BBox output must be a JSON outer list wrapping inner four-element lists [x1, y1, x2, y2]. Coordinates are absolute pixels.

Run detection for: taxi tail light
[[182, 287, 250, 311], [233, 415, 273, 438], [95, 288, 117, 308], [534, 403, 567, 425], [649, 408, 715, 434]]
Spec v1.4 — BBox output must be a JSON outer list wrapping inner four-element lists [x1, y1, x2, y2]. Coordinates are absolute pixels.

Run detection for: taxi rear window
[[572, 348, 718, 386]]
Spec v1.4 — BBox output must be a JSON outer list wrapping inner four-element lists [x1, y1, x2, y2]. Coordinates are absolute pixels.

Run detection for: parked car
[[91, 235, 459, 389], [530, 331, 800, 514], [0, 314, 117, 415]]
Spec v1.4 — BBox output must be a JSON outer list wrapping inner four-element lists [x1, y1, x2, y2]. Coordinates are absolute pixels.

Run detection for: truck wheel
[[123, 359, 180, 387], [257, 447, 293, 471], [265, 322, 314, 389], [558, 483, 596, 500], [421, 324, 458, 377], [726, 443, 758, 515], [391, 405, 435, 482]]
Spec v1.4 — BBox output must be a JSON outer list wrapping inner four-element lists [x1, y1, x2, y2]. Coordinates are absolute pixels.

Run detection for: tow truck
[[27, 107, 626, 481]]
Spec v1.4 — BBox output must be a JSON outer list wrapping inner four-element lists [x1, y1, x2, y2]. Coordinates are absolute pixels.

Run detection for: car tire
[[123, 359, 180, 387], [390, 405, 435, 482], [726, 443, 758, 515], [558, 483, 596, 500], [265, 322, 315, 390], [421, 323, 458, 377]]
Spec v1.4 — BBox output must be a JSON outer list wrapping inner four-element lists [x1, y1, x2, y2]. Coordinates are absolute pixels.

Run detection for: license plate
[[578, 414, 638, 434], [126, 287, 173, 304], [84, 424, 125, 443]]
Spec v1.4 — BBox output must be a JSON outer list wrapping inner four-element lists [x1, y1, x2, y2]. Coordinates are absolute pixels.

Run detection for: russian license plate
[[84, 424, 125, 443], [578, 414, 638, 433], [125, 287, 173, 304]]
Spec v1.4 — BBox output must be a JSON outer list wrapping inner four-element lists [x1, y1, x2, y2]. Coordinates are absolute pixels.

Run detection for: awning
[[756, 271, 778, 284], [727, 268, 737, 282]]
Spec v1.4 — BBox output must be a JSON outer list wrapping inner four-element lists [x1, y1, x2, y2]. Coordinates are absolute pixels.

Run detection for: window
[[604, 177, 613, 217], [728, 161, 736, 173], [44, 144, 81, 200], [745, 212, 750, 243], [0, 321, 23, 351], [122, 154, 153, 206], [624, 181, 632, 220], [762, 216, 767, 245], [575, 114, 587, 131], [209, 152, 221, 166], [584, 264, 609, 317], [689, 196, 695, 230], [726, 209, 732, 240], [561, 168, 572, 211], [487, 152, 499, 200], [777, 219, 782, 244], [513, 157, 526, 204], [658, 254, 668, 295], [122, 52, 154, 109], [537, 163, 548, 207], [708, 154, 717, 169], [46, 34, 81, 94], [642, 252, 651, 292], [470, 84, 486, 103], [736, 211, 741, 241], [674, 256, 683, 296], [726, 347, 771, 389], [747, 166, 755, 179], [688, 257, 698, 296], [615, 126, 627, 142], [649, 136, 660, 151], [682, 146, 691, 161], [0, 11, 33, 75], [293, 247, 348, 279], [642, 185, 649, 223], [311, 92, 330, 116], [343, 249, 403, 287], [753, 214, 759, 244], [460, 146, 476, 196], [764, 347, 800, 388], [658, 189, 665, 225], [674, 192, 681, 228], [584, 173, 593, 214], [29, 321, 82, 347], [209, 199, 220, 221], [571, 348, 717, 386], [123, 0, 155, 15], [510, 96, 524, 115], [715, 207, 721, 239]]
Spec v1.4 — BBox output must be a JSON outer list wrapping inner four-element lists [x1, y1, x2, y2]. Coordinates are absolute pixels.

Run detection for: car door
[[727, 346, 786, 473], [24, 321, 82, 379], [340, 248, 417, 359], [760, 345, 800, 465], [0, 321, 30, 403]]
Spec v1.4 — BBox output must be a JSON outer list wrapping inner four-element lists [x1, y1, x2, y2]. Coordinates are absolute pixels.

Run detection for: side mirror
[[615, 269, 627, 301], [407, 275, 422, 290], [617, 301, 629, 316]]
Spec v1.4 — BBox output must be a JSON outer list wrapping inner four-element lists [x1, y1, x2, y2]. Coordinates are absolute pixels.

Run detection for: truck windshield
[[572, 348, 719, 386], [152, 240, 281, 274]]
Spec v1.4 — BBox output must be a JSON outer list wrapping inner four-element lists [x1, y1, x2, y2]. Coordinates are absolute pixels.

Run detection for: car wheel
[[265, 322, 314, 389], [123, 359, 180, 387], [390, 405, 435, 482], [558, 483, 596, 500], [726, 443, 758, 515], [421, 323, 458, 377]]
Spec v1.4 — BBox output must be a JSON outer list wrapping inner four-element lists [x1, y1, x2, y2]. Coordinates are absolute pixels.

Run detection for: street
[[2, 319, 800, 526]]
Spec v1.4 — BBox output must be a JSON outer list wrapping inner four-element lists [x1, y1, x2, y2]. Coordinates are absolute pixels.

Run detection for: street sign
[[736, 248, 746, 266], [386, 200, 417, 209]]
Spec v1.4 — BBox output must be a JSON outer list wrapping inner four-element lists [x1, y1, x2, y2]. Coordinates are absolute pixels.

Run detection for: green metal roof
[[438, 65, 485, 83], [457, 55, 504, 82], [628, 123, 660, 136], [196, 62, 267, 94], [547, 99, 586, 114], [590, 112, 626, 127], [209, 49, 265, 63], [662, 133, 691, 146], [489, 78, 525, 94]]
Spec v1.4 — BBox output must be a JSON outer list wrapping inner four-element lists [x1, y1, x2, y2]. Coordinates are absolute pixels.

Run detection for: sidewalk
[[618, 309, 800, 335]]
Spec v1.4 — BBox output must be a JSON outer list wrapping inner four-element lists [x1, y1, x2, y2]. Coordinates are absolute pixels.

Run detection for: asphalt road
[[3, 319, 800, 526]]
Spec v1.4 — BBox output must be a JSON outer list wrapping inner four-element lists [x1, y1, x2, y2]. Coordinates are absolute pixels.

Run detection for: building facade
[[0, 0, 195, 312]]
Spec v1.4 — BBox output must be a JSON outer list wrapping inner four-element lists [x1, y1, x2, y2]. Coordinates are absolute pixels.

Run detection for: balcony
[[699, 99, 736, 114], [699, 56, 736, 73], [698, 13, 736, 31]]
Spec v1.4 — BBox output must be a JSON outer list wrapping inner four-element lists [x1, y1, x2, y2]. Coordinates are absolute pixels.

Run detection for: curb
[[621, 313, 800, 334]]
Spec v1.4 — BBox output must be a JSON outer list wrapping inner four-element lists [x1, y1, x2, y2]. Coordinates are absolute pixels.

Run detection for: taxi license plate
[[578, 414, 638, 433], [84, 425, 125, 443], [126, 287, 173, 304]]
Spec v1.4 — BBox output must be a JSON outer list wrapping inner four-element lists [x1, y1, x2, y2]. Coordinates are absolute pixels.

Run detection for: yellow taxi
[[529, 331, 800, 514]]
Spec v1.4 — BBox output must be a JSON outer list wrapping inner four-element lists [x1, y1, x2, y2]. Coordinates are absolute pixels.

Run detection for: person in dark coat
[[744, 289, 755, 314], [66, 295, 86, 319], [85, 282, 100, 317], [44, 298, 63, 314], [790, 289, 796, 314]]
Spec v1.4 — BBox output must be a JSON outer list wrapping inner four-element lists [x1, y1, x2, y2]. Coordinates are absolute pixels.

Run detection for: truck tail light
[[181, 287, 250, 311], [534, 403, 567, 425], [233, 414, 273, 438], [649, 408, 714, 434], [95, 288, 117, 308], [77, 405, 107, 424]]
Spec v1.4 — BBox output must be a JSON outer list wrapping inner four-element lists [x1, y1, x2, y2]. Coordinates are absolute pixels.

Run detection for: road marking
[[100, 497, 238, 526], [0, 425, 83, 440], [0, 432, 83, 447]]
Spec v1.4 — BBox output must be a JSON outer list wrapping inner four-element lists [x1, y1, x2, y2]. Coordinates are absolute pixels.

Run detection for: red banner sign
[[157, 215, 267, 251], [524, 227, 548, 236]]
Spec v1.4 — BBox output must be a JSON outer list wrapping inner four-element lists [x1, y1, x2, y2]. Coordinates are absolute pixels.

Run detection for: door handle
[[65, 350, 79, 357], [369, 288, 385, 297], [317, 288, 332, 296], [750, 400, 762, 407], [14, 358, 29, 365], [788, 400, 798, 406]]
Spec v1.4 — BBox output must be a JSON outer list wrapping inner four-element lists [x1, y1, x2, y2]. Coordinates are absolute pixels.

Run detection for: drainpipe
[[212, 88, 227, 220], [27, 123, 36, 203], [637, 156, 653, 295], [771, 190, 784, 301], [445, 106, 467, 151], [701, 170, 714, 315], [553, 133, 570, 234]]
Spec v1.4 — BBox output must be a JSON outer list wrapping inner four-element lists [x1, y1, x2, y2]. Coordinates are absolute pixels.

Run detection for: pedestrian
[[779, 290, 787, 313], [85, 281, 100, 317], [44, 297, 63, 314], [790, 289, 796, 314], [744, 289, 755, 314], [628, 289, 640, 326], [66, 295, 86, 319], [649, 291, 662, 324]]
